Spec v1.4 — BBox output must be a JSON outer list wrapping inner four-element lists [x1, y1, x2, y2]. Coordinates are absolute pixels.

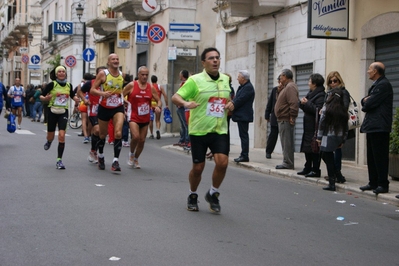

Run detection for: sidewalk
[[164, 137, 399, 207]]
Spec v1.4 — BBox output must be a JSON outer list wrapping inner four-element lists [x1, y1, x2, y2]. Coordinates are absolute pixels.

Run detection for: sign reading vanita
[[53, 21, 74, 35], [307, 0, 349, 39]]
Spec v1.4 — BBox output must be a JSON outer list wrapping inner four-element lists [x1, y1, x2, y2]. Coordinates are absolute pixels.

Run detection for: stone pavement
[[165, 138, 399, 207]]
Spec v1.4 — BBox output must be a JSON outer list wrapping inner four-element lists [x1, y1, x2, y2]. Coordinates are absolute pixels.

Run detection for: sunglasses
[[329, 79, 339, 84]]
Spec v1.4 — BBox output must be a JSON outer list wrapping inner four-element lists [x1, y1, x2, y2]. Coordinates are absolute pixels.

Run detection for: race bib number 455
[[206, 97, 227, 118]]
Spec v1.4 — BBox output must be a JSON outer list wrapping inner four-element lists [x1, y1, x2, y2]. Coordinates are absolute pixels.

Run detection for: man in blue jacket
[[230, 70, 255, 163], [360, 62, 393, 194], [0, 81, 7, 115]]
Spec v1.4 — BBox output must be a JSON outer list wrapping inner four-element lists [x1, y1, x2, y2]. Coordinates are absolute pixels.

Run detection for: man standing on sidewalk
[[232, 70, 255, 163], [274, 69, 299, 170], [172, 47, 231, 213], [265, 76, 281, 159], [360, 62, 393, 194]]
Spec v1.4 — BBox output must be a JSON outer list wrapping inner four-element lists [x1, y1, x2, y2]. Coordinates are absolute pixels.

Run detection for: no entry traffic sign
[[65, 55, 77, 68], [147, 24, 166, 44]]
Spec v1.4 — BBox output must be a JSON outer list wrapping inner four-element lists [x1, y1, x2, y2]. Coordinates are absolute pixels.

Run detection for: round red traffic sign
[[65, 55, 77, 68], [147, 24, 166, 43], [21, 55, 29, 64]]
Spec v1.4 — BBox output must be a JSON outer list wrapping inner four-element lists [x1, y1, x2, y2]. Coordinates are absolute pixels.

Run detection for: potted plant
[[389, 106, 399, 181], [102, 7, 115, 18]]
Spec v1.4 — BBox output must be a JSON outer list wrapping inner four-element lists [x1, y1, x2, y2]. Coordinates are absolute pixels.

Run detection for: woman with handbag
[[297, 74, 326, 177], [325, 71, 351, 182], [317, 89, 348, 191], [40, 66, 79, 169]]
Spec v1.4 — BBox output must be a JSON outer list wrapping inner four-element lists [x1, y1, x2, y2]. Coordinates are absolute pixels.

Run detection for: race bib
[[14, 96, 22, 103], [138, 102, 150, 116], [106, 94, 122, 107], [206, 97, 227, 118], [54, 94, 68, 106]]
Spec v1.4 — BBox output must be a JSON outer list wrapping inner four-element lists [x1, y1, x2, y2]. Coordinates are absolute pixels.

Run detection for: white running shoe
[[88, 151, 98, 163], [127, 156, 134, 166], [133, 159, 141, 169]]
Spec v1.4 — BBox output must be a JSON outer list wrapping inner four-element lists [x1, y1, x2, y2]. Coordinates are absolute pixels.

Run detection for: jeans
[[366, 132, 390, 188], [176, 107, 189, 143], [32, 102, 43, 120]]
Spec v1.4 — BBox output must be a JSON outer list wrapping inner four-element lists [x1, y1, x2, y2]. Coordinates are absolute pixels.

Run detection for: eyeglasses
[[329, 79, 339, 84], [206, 56, 221, 61]]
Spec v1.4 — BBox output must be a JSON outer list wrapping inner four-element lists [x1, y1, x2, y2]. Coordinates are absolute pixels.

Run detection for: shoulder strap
[[103, 69, 110, 76]]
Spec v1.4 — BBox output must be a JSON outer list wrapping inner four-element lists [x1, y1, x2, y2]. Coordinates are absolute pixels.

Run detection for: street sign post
[[169, 23, 201, 41], [135, 21, 149, 44], [82, 48, 95, 62], [65, 55, 77, 68], [30, 55, 41, 64], [147, 24, 166, 44]]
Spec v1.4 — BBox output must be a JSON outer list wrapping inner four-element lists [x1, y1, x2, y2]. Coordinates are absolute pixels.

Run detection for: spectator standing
[[174, 70, 189, 147], [359, 62, 393, 194], [31, 85, 43, 122], [41, 82, 49, 125], [325, 71, 351, 182], [274, 69, 299, 170], [297, 73, 326, 177], [26, 84, 35, 119], [232, 70, 255, 163], [317, 89, 348, 191], [264, 76, 280, 159]]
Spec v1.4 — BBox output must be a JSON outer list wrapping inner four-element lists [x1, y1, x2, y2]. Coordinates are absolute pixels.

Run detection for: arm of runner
[[160, 86, 169, 108], [122, 81, 133, 98], [90, 71, 109, 97]]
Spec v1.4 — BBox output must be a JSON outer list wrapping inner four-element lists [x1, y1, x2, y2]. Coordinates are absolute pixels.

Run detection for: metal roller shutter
[[266, 42, 275, 137], [375, 32, 399, 115], [295, 64, 313, 152]]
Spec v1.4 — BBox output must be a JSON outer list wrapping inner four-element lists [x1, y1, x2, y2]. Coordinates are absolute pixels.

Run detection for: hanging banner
[[307, 0, 349, 39], [117, 30, 131, 49]]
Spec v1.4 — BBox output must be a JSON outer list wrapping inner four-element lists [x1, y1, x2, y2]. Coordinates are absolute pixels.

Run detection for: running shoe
[[122, 141, 130, 147], [56, 160, 66, 170], [111, 160, 121, 171], [17, 125, 21, 130], [132, 159, 141, 169], [88, 151, 98, 163], [44, 141, 52, 150], [98, 157, 105, 170], [83, 137, 90, 144], [149, 134, 154, 139], [127, 156, 134, 166], [187, 193, 199, 211], [156, 130, 161, 139], [205, 190, 221, 213]]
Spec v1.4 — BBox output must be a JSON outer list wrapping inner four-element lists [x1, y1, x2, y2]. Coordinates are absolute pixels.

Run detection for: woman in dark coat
[[297, 73, 326, 177]]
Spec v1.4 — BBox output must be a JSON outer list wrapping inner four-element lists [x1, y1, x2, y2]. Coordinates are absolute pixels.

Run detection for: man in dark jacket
[[360, 62, 393, 194], [265, 76, 280, 159], [231, 70, 255, 162]]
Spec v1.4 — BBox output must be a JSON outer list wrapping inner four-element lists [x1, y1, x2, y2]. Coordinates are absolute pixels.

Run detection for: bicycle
[[69, 110, 82, 129]]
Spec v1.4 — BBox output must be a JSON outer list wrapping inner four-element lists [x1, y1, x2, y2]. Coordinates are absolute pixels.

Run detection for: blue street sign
[[169, 23, 201, 32], [83, 48, 95, 62], [53, 21, 74, 35], [135, 21, 149, 44], [31, 55, 40, 64], [28, 65, 41, 70]]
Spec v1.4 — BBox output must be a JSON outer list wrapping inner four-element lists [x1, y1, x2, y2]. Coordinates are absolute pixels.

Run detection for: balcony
[[86, 17, 118, 36], [217, 0, 284, 17], [110, 0, 158, 22], [1, 13, 29, 48]]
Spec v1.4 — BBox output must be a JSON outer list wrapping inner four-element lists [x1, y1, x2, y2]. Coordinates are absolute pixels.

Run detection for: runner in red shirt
[[122, 66, 162, 169]]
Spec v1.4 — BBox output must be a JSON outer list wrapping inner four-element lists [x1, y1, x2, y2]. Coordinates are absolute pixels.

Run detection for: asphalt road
[[1, 119, 399, 266]]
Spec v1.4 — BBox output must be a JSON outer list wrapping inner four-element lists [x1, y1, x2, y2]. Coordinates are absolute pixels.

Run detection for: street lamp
[[76, 3, 86, 77]]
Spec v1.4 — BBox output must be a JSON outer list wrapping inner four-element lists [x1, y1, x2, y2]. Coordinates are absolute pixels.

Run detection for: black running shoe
[[44, 141, 52, 150], [98, 157, 105, 170], [187, 193, 199, 211], [205, 190, 220, 213], [111, 160, 121, 171], [156, 130, 161, 139]]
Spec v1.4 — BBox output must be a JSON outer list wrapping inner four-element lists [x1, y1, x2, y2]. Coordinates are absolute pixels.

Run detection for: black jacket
[[299, 86, 326, 153], [360, 76, 393, 133], [265, 86, 278, 127], [232, 80, 255, 122]]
